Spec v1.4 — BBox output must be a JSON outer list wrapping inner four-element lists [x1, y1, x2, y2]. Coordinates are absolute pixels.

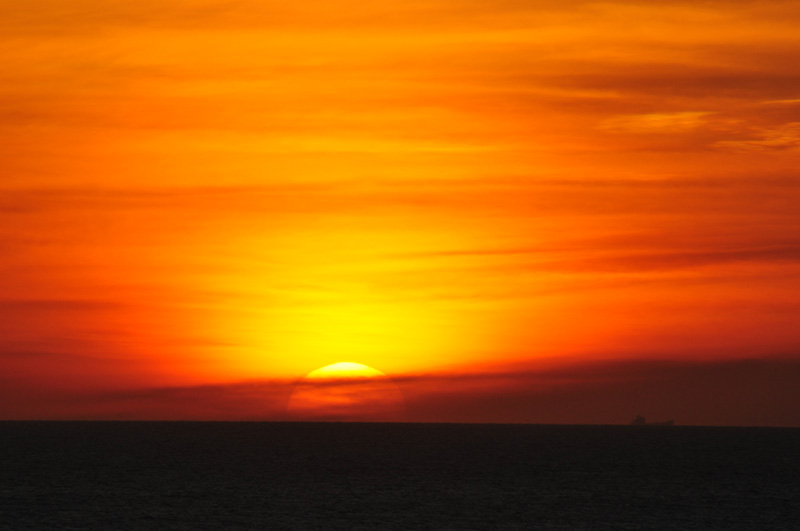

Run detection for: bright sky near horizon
[[2, 0, 800, 424]]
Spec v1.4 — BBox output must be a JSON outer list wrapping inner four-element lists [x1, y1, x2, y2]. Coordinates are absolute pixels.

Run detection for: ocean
[[1, 422, 798, 530]]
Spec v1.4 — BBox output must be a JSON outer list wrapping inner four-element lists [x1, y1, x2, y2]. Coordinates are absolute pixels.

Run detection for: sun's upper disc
[[304, 362, 386, 379]]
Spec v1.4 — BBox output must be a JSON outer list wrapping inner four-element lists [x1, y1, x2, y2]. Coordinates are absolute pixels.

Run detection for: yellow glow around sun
[[286, 362, 407, 422]]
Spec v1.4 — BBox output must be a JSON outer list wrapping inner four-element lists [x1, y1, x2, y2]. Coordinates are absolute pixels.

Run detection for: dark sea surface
[[1, 422, 798, 530]]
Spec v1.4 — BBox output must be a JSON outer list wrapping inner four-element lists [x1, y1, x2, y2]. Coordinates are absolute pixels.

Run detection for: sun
[[286, 362, 407, 422], [304, 362, 386, 380]]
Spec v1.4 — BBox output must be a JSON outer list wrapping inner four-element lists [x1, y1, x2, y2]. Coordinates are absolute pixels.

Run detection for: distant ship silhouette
[[630, 415, 674, 426]]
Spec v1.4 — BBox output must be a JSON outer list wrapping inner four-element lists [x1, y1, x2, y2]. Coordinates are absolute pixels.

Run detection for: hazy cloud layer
[[4, 357, 798, 426]]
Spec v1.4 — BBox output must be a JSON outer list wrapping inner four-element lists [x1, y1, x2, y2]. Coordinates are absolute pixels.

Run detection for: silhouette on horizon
[[631, 414, 674, 426]]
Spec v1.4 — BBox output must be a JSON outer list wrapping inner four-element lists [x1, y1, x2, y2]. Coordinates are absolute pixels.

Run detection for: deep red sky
[[2, 0, 800, 425]]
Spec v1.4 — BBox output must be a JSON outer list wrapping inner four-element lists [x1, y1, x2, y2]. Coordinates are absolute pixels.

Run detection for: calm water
[[1, 422, 798, 530]]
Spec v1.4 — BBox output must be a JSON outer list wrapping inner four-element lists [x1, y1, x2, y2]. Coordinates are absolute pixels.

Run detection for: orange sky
[[2, 0, 800, 425]]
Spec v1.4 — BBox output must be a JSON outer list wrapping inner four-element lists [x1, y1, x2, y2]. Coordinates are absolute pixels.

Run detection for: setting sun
[[286, 363, 407, 422], [304, 362, 387, 380]]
